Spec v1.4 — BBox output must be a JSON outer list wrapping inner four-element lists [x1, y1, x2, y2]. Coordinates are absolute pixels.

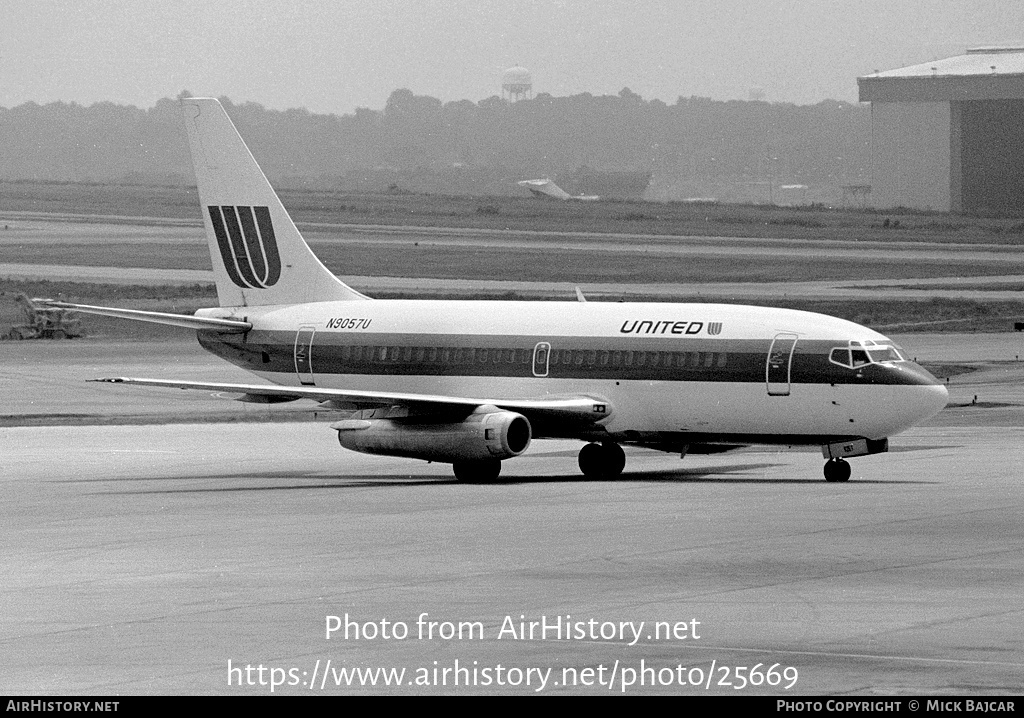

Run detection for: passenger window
[[704, 353, 715, 368], [717, 353, 728, 368]]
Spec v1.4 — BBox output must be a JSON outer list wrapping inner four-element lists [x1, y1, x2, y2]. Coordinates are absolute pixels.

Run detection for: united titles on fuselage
[[619, 320, 721, 336]]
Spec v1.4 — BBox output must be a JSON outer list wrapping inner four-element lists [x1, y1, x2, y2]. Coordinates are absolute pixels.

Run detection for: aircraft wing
[[91, 377, 612, 423]]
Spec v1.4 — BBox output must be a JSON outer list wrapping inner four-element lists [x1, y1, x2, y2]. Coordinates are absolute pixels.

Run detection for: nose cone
[[918, 381, 950, 423], [898, 362, 949, 425]]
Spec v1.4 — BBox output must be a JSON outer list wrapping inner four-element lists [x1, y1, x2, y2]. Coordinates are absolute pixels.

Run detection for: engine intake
[[332, 406, 531, 463]]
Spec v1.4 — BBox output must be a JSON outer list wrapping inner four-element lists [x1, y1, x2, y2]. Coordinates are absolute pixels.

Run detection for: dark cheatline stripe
[[221, 206, 260, 288], [197, 330, 935, 387], [236, 206, 268, 285], [208, 206, 249, 289], [254, 206, 281, 286]]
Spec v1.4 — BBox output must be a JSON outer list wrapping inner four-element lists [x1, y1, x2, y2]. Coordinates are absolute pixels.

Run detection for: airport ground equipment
[[3, 293, 83, 340]]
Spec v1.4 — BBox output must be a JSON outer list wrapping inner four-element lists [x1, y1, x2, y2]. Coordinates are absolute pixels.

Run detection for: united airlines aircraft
[[47, 98, 948, 483]]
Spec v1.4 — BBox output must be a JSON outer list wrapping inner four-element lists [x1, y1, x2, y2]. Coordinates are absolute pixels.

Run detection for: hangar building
[[858, 47, 1024, 214]]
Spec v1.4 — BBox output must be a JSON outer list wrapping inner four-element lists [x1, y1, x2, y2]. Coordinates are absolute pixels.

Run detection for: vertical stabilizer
[[181, 98, 368, 307]]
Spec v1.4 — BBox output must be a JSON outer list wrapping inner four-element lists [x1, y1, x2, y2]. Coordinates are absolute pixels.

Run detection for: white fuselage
[[198, 299, 949, 446]]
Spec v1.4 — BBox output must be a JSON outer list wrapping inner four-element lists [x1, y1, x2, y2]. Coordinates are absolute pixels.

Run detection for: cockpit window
[[829, 348, 850, 367], [867, 346, 905, 363], [830, 341, 906, 369]]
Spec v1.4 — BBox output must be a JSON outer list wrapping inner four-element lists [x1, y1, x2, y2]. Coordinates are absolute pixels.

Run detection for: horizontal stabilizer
[[37, 301, 251, 332]]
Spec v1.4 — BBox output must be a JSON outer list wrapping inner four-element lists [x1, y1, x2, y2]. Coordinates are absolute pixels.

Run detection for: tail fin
[[181, 97, 368, 307]]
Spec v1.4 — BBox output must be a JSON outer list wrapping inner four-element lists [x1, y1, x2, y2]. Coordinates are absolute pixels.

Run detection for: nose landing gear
[[823, 458, 851, 482]]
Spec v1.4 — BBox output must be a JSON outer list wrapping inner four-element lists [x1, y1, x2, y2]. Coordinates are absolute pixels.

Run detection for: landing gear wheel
[[578, 442, 626, 479], [823, 458, 851, 482], [604, 442, 626, 478], [452, 458, 501, 483]]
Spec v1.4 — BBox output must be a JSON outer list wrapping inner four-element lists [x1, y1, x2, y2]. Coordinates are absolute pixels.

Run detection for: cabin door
[[532, 342, 551, 377], [766, 333, 799, 396], [294, 326, 316, 386]]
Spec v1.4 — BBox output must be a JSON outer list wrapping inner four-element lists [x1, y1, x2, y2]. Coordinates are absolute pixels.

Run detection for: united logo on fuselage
[[620, 320, 721, 336], [207, 205, 282, 289]]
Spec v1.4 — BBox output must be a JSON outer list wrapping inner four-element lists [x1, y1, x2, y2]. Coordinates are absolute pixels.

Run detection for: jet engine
[[332, 406, 531, 463]]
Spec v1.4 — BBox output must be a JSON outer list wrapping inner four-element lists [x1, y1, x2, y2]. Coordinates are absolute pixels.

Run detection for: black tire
[[452, 458, 501, 483], [824, 458, 852, 482], [603, 442, 626, 478], [578, 443, 604, 478], [578, 442, 625, 479]]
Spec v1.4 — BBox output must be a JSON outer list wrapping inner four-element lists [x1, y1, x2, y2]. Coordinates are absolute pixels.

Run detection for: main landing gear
[[823, 458, 852, 483], [578, 442, 626, 480], [452, 458, 502, 483]]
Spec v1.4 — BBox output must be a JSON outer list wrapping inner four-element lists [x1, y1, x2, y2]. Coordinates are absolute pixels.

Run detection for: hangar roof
[[859, 47, 1024, 102]]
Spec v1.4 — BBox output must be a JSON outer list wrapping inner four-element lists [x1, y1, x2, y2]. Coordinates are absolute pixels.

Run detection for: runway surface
[[3, 210, 1023, 694], [2, 334, 1024, 695], [2, 423, 1022, 695]]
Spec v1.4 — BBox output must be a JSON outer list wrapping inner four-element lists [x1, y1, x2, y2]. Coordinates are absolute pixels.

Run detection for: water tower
[[502, 66, 532, 102]]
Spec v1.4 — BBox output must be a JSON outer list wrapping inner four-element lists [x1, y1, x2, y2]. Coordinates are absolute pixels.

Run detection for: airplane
[[517, 178, 601, 201], [45, 98, 949, 483]]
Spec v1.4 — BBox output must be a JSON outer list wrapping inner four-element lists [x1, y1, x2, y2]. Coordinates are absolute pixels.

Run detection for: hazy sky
[[3, 0, 1021, 113]]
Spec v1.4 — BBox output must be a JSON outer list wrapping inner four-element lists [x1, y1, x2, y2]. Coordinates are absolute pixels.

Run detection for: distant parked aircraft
[[517, 178, 600, 201]]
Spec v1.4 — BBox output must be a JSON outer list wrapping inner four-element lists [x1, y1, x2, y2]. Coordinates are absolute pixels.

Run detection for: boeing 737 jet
[[46, 98, 949, 483]]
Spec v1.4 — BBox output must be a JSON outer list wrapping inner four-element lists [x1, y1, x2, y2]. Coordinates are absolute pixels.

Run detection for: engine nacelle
[[331, 406, 531, 463]]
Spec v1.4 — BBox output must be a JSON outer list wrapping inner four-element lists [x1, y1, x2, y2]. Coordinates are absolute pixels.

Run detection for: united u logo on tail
[[207, 205, 282, 289]]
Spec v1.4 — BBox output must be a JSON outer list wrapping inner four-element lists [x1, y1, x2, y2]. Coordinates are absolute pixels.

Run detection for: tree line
[[0, 89, 870, 201]]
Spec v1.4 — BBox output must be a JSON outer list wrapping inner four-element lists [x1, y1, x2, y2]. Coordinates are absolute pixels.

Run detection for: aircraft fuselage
[[196, 298, 948, 448]]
